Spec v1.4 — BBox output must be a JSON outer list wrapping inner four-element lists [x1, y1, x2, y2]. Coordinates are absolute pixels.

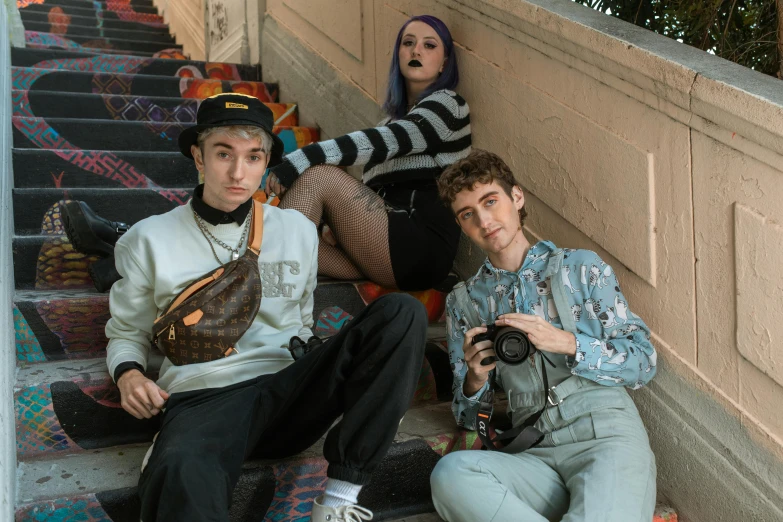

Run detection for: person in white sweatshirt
[[105, 93, 427, 522]]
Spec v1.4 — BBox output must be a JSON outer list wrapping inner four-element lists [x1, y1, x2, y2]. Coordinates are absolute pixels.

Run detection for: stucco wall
[[258, 0, 783, 520], [1, 1, 18, 518], [152, 0, 207, 60]]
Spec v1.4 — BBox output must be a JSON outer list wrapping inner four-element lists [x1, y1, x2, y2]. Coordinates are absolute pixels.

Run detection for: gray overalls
[[431, 244, 657, 522]]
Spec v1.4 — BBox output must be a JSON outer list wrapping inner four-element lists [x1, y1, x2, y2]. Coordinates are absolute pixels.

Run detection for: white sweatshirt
[[105, 202, 318, 394]]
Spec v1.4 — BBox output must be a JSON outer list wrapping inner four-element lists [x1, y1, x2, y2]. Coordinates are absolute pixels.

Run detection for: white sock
[[322, 478, 362, 508]]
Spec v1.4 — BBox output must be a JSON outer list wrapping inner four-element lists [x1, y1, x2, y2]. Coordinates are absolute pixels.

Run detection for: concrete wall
[[152, 0, 265, 64], [152, 0, 208, 60], [257, 0, 783, 520], [1, 1, 18, 519]]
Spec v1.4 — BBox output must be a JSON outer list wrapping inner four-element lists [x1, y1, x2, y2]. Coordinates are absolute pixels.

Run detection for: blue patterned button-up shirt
[[445, 241, 658, 429]]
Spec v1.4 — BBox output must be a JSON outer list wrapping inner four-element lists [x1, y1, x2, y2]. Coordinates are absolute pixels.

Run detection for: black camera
[[473, 325, 535, 366]]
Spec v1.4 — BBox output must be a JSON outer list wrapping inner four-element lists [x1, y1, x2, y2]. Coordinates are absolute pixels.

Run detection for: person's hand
[[461, 325, 496, 397], [117, 369, 170, 419], [264, 172, 286, 198], [495, 313, 576, 356]]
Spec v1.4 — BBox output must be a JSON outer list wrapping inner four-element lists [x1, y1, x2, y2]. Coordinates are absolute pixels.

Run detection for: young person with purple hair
[[266, 15, 471, 291], [61, 15, 469, 294]]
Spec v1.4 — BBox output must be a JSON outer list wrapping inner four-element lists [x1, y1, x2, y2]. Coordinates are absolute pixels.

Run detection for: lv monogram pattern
[[154, 253, 262, 366]]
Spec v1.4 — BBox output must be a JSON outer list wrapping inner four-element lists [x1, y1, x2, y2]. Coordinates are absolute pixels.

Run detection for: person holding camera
[[430, 149, 658, 522]]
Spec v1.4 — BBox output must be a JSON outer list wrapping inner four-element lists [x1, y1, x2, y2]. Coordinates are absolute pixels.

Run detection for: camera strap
[[476, 352, 552, 453]]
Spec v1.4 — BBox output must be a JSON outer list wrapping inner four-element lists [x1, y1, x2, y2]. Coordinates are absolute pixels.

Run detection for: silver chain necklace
[[192, 203, 251, 264]]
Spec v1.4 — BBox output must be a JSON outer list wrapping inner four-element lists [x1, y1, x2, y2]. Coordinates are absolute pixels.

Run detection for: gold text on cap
[[226, 102, 249, 109]]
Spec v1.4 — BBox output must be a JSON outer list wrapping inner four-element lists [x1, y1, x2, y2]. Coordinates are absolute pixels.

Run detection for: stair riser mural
[[25, 30, 183, 54], [13, 91, 297, 125], [18, 3, 164, 25], [19, 0, 160, 14], [12, 48, 261, 79], [12, 67, 279, 101], [15, 440, 444, 522], [22, 21, 175, 42], [12, 118, 316, 154], [20, 11, 168, 32]]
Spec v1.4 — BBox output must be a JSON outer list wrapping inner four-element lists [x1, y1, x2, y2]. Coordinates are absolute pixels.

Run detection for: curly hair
[[437, 149, 527, 226]]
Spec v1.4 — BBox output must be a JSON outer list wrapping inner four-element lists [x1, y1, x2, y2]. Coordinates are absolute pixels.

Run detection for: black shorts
[[381, 183, 460, 291]]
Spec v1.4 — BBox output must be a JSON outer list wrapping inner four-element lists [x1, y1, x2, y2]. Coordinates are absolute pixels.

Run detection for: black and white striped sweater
[[270, 89, 471, 190]]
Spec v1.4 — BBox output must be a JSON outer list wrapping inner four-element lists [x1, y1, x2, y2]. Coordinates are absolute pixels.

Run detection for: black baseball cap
[[178, 93, 284, 166]]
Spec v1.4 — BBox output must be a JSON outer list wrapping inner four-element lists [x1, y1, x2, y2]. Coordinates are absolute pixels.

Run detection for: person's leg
[[279, 165, 396, 287], [557, 410, 657, 522], [137, 381, 263, 522], [430, 449, 569, 522], [249, 293, 428, 484]]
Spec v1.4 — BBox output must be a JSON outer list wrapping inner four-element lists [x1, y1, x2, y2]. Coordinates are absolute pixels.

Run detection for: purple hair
[[382, 15, 459, 120]]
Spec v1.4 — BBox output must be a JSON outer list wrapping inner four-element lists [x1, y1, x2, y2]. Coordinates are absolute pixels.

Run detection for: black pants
[[137, 294, 428, 522]]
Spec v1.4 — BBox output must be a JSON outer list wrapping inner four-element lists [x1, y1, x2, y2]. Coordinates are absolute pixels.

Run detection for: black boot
[[62, 201, 129, 257], [88, 256, 122, 293]]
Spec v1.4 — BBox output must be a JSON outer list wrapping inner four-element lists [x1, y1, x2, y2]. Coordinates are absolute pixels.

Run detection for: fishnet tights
[[279, 165, 397, 288]]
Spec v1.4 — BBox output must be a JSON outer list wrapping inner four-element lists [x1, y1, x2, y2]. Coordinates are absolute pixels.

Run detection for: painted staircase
[[9, 1, 679, 520]]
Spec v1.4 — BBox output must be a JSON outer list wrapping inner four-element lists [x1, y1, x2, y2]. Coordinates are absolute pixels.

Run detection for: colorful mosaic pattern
[[424, 430, 483, 457], [12, 99, 190, 205], [180, 78, 277, 101], [15, 306, 47, 364], [15, 494, 111, 522], [314, 306, 352, 337], [35, 297, 111, 358], [16, 384, 76, 455], [47, 6, 71, 36], [25, 31, 82, 51], [41, 200, 67, 235], [152, 48, 187, 60], [266, 458, 328, 522], [355, 282, 447, 323], [654, 505, 679, 522], [35, 236, 97, 290]]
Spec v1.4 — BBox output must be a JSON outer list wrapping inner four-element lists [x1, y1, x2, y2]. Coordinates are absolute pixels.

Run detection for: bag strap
[[545, 249, 577, 335], [248, 200, 264, 255]]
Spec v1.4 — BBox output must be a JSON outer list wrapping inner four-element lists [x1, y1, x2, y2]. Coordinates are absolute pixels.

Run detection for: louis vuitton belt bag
[[152, 201, 264, 366]]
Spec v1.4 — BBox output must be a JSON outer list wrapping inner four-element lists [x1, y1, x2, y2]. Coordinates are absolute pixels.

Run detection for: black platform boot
[[88, 256, 122, 293], [62, 201, 129, 257]]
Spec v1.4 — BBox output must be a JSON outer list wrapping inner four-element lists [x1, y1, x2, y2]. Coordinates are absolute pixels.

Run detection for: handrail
[[0, 0, 18, 518]]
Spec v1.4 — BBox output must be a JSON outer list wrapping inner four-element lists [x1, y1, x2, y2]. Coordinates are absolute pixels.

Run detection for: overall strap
[[452, 282, 481, 329], [247, 200, 264, 255], [545, 249, 577, 335]]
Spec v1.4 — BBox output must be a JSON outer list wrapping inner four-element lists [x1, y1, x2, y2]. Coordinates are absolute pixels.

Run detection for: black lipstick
[[408, 59, 422, 67]]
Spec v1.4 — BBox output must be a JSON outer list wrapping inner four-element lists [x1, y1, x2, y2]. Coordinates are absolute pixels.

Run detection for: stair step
[[19, 3, 163, 22], [25, 30, 183, 55], [15, 433, 447, 521], [23, 44, 184, 59], [23, 0, 157, 11], [21, 10, 169, 33], [12, 67, 278, 101], [11, 48, 261, 80], [14, 331, 448, 459], [21, 22, 176, 43], [13, 188, 191, 236], [14, 146, 331, 189], [11, 118, 317, 152], [13, 283, 448, 364], [13, 91, 298, 125]]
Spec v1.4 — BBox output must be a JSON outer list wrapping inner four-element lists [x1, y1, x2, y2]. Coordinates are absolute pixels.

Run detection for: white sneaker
[[310, 495, 374, 521]]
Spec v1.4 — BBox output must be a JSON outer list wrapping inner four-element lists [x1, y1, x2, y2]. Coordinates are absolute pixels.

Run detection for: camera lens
[[494, 327, 533, 364]]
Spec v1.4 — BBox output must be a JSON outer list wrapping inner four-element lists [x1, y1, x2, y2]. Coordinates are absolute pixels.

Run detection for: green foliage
[[572, 0, 780, 77]]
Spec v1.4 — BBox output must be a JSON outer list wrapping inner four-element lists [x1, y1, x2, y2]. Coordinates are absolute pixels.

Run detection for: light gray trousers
[[431, 401, 656, 522]]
